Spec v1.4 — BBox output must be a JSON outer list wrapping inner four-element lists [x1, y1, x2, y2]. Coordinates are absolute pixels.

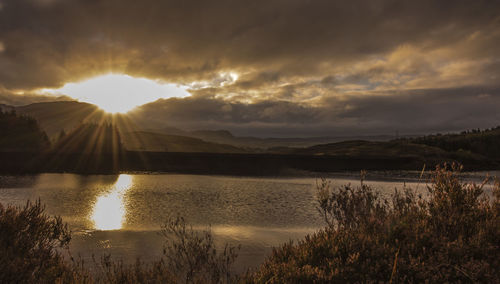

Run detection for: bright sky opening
[[49, 74, 191, 113]]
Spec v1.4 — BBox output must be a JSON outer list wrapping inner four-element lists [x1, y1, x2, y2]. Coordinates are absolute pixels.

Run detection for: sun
[[48, 74, 190, 113]]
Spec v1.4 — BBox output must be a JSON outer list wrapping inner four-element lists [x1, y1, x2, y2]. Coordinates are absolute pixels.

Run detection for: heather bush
[[160, 217, 240, 283], [245, 163, 500, 283], [0, 200, 71, 283], [0, 202, 239, 283], [82, 218, 239, 284]]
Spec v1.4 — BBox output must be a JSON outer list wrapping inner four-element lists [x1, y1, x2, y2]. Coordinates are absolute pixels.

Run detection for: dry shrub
[[160, 217, 239, 283], [245, 163, 500, 283], [0, 202, 239, 283], [0, 200, 71, 283], [83, 218, 239, 283]]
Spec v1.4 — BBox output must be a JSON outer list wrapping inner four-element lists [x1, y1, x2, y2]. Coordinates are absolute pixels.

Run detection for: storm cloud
[[130, 86, 500, 137], [1, 0, 499, 136]]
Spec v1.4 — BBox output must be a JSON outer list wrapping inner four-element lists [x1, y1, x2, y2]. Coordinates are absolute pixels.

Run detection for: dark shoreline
[[1, 151, 498, 176]]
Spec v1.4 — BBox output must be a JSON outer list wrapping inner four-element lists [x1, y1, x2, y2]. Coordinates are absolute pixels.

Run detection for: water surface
[[0, 172, 495, 271]]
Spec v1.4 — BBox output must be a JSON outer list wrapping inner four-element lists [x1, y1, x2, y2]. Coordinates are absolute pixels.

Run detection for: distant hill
[[0, 110, 50, 152], [282, 140, 450, 157], [269, 140, 490, 167], [121, 131, 246, 153], [14, 101, 108, 138], [10, 101, 139, 140], [403, 127, 500, 159], [33, 122, 126, 173], [12, 100, 495, 159], [191, 129, 235, 140], [8, 101, 400, 149], [153, 127, 397, 149], [52, 123, 124, 154]]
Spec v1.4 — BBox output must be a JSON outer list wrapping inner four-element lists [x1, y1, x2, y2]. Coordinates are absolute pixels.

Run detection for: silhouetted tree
[[0, 110, 50, 152], [400, 126, 500, 159]]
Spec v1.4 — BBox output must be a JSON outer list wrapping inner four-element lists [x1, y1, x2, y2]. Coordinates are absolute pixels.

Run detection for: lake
[[0, 172, 496, 272]]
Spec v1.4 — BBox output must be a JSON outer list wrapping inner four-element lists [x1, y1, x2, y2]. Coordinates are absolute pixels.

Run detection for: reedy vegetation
[[0, 164, 499, 283]]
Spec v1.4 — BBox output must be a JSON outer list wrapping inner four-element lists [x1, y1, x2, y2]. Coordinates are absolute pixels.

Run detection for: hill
[[121, 131, 246, 153], [286, 140, 452, 157], [13, 101, 139, 140], [6, 100, 500, 165], [14, 101, 108, 138], [52, 123, 124, 154], [154, 127, 396, 149], [0, 110, 49, 152], [35, 122, 126, 173], [8, 101, 398, 149], [269, 140, 491, 169], [404, 127, 500, 159]]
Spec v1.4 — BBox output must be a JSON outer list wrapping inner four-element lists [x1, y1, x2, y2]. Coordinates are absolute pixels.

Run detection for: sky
[[0, 0, 499, 137]]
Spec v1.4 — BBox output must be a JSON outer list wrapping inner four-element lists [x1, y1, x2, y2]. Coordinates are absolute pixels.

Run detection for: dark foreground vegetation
[[0, 110, 49, 151], [1, 164, 499, 283], [247, 164, 500, 283]]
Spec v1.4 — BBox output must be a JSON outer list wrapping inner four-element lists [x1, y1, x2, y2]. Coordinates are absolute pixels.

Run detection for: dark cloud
[[0, 0, 499, 135], [1, 0, 499, 87], [129, 86, 500, 137], [131, 97, 319, 126], [321, 87, 500, 132]]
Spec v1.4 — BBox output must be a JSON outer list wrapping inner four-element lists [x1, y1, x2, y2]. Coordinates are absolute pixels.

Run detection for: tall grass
[[1, 164, 499, 283]]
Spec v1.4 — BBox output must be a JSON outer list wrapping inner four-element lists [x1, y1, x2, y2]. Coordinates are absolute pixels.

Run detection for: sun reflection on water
[[91, 174, 132, 230]]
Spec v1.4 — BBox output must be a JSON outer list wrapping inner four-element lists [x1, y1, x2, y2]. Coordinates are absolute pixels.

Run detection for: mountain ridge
[[6, 101, 400, 149]]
